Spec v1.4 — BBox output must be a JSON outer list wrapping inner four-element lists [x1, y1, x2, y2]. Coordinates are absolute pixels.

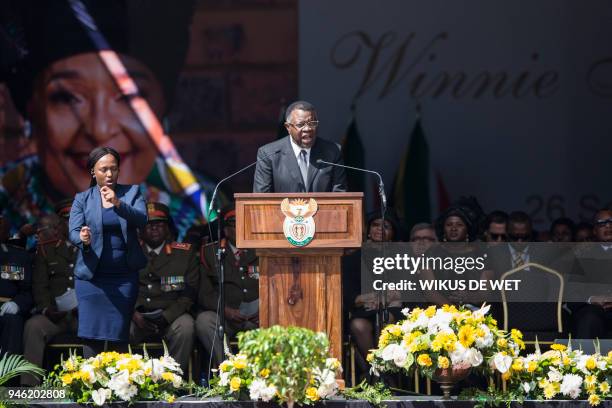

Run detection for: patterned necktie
[[512, 250, 525, 268], [299, 149, 309, 191]]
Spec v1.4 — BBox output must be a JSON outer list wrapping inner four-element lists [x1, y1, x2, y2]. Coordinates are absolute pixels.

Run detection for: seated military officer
[[130, 203, 199, 375], [0, 211, 33, 359], [195, 207, 259, 369], [22, 211, 78, 386]]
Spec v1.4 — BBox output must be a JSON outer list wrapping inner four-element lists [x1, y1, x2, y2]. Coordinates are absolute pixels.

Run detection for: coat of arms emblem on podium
[[280, 198, 318, 246]]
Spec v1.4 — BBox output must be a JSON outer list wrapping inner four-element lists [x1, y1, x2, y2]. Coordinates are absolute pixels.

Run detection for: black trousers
[[0, 314, 24, 355]]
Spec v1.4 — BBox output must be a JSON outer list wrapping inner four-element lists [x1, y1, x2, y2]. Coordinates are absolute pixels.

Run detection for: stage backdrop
[[299, 0, 612, 227]]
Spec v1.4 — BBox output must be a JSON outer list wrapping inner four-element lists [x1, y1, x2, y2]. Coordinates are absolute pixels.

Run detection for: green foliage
[[238, 325, 331, 403], [342, 380, 392, 408], [0, 352, 45, 386], [459, 386, 525, 408]]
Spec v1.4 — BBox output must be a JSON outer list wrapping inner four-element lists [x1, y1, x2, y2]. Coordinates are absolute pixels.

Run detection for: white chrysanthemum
[[560, 374, 583, 399], [449, 343, 471, 369], [401, 307, 411, 317], [547, 368, 563, 383], [108, 370, 138, 401], [426, 310, 453, 334], [106, 366, 117, 375], [91, 388, 112, 406]]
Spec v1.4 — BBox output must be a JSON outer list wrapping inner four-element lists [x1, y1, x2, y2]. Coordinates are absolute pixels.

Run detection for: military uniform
[[195, 237, 259, 367], [129, 203, 200, 374], [0, 242, 33, 355], [22, 239, 78, 385]]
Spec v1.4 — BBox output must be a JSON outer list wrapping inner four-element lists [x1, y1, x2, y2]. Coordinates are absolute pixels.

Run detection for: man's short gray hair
[[285, 100, 316, 121], [409, 222, 436, 240]]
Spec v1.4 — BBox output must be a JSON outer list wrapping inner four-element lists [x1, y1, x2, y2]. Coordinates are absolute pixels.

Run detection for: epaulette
[[200, 241, 217, 268]]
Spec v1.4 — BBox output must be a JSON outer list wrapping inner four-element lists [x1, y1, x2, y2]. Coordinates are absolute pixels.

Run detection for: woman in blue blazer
[[68, 146, 147, 357]]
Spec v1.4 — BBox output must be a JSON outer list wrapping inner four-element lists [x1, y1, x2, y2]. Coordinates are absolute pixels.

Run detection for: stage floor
[[24, 397, 612, 407]]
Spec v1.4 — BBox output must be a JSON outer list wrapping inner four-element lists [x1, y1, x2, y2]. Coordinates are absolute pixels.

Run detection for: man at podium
[[253, 101, 347, 193]]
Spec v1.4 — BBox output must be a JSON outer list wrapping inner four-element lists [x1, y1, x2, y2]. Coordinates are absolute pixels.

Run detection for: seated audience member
[[482, 210, 508, 243], [0, 211, 33, 359], [130, 203, 198, 375], [409, 223, 437, 255], [195, 208, 258, 369], [575, 222, 594, 242], [569, 209, 612, 338], [22, 212, 77, 386], [422, 197, 491, 307], [550, 217, 575, 243], [347, 209, 403, 382]]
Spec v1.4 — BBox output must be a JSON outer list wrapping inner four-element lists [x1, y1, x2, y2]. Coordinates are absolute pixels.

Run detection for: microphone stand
[[207, 160, 258, 356], [315, 159, 389, 336]]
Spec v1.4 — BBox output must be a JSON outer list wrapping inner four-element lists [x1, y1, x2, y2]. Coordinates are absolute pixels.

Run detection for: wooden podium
[[234, 192, 363, 360]]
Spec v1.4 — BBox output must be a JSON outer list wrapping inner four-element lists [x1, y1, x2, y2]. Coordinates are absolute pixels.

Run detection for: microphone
[[208, 149, 281, 215], [315, 159, 387, 209]]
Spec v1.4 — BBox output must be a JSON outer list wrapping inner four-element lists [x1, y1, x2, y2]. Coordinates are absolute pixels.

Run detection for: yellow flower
[[437, 356, 450, 369], [586, 383, 597, 394], [230, 377, 242, 392], [562, 356, 571, 366], [162, 372, 175, 382], [259, 368, 270, 378], [79, 370, 91, 382], [511, 329, 523, 339], [585, 375, 597, 387], [511, 359, 524, 371], [497, 338, 508, 349], [588, 394, 601, 406], [219, 361, 232, 372], [366, 353, 374, 363], [378, 332, 390, 347], [599, 382, 609, 393], [550, 344, 567, 351], [233, 358, 247, 370], [585, 357, 597, 371], [527, 361, 538, 373], [387, 324, 402, 337], [65, 360, 75, 371], [305, 387, 320, 401], [61, 373, 73, 385], [431, 340, 443, 352], [502, 371, 511, 381], [425, 305, 436, 317], [417, 354, 432, 367], [538, 379, 549, 389], [458, 326, 476, 348], [442, 304, 458, 313], [144, 367, 152, 376], [167, 395, 176, 403], [118, 358, 142, 373], [543, 383, 557, 399]]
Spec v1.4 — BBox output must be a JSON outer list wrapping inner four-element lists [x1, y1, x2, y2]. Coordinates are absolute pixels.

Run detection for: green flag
[[392, 116, 431, 231], [341, 114, 366, 193]]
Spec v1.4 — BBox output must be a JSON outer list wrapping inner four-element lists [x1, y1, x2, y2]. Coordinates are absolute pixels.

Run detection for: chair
[[500, 262, 565, 346]]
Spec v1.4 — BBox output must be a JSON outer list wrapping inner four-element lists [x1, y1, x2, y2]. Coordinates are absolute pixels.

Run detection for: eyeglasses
[[508, 234, 531, 242], [489, 233, 508, 241], [287, 121, 319, 130], [595, 218, 612, 227]]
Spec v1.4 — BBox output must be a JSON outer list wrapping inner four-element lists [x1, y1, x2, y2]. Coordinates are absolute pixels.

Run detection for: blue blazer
[[68, 184, 148, 280]]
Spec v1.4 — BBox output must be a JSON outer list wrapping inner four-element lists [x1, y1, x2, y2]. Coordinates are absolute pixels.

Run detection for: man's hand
[[151, 315, 169, 332], [248, 312, 259, 326], [132, 311, 158, 331], [225, 307, 247, 323], [80, 226, 91, 245], [44, 305, 67, 323], [100, 186, 120, 207]]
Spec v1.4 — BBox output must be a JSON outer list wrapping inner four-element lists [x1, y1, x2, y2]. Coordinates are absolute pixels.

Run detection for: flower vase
[[431, 367, 471, 399]]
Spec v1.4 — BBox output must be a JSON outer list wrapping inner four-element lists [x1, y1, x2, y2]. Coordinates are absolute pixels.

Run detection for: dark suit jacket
[[68, 184, 148, 280], [253, 136, 347, 193]]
